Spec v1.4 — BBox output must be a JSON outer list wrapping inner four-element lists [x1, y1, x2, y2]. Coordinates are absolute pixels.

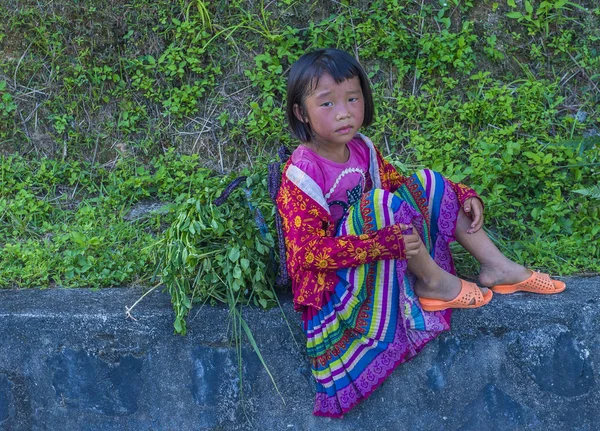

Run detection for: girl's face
[[294, 73, 365, 150]]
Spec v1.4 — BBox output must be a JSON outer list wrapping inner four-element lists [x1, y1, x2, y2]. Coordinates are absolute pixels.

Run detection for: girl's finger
[[468, 214, 483, 233], [399, 223, 414, 233], [471, 213, 480, 228], [464, 198, 472, 214]]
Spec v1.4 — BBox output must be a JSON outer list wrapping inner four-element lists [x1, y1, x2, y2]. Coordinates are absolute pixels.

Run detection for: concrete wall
[[1, 277, 598, 430]]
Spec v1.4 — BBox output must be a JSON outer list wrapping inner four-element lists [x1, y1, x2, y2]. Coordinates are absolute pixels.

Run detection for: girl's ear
[[293, 103, 307, 123]]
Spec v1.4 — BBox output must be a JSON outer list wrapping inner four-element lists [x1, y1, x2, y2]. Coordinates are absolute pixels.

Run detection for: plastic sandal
[[418, 279, 493, 312], [490, 271, 566, 295]]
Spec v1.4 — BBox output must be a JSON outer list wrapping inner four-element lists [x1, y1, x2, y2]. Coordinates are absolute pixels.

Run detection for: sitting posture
[[275, 48, 565, 418]]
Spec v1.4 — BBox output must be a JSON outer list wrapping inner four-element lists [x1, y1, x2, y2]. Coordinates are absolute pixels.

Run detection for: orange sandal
[[490, 271, 566, 295], [418, 279, 493, 312]]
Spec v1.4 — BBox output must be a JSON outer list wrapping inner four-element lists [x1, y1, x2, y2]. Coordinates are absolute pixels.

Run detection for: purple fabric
[[311, 175, 460, 417]]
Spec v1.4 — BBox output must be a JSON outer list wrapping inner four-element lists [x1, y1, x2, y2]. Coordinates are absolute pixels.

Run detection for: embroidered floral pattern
[[276, 141, 481, 311]]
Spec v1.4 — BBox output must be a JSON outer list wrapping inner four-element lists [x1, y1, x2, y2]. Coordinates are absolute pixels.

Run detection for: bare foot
[[478, 259, 531, 287], [414, 271, 489, 302]]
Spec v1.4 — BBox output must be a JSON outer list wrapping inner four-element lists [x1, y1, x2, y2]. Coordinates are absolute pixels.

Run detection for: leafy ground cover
[[1, 0, 599, 334]]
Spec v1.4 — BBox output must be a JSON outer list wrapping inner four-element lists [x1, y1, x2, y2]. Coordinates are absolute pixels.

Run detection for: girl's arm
[[447, 179, 482, 208], [286, 213, 406, 272], [277, 181, 406, 274], [376, 149, 482, 209]]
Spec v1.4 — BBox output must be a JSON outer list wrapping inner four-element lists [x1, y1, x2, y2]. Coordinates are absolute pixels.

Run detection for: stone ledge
[[1, 277, 598, 430]]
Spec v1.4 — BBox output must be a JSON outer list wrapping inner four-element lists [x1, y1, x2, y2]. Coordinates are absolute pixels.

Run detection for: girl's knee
[[366, 188, 403, 215], [340, 189, 400, 232], [413, 168, 444, 183]]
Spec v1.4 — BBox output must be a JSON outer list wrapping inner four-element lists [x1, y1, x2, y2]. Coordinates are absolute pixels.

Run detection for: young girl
[[275, 48, 565, 418]]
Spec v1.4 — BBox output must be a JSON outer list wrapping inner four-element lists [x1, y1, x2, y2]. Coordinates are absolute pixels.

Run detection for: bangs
[[286, 48, 374, 142], [307, 59, 362, 93]]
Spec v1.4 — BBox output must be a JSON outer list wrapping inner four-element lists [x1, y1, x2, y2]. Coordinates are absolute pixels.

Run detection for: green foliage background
[[1, 0, 599, 332]]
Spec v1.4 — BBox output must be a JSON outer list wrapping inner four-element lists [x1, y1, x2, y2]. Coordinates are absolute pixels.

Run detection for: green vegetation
[[1, 1, 599, 334], [0, 151, 278, 328], [155, 169, 277, 335]]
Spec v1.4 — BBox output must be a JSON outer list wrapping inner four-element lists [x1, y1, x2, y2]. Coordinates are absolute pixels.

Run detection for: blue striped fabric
[[306, 170, 457, 417]]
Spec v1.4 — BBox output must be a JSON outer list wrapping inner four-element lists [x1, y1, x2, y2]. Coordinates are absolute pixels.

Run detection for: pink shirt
[[291, 137, 371, 223]]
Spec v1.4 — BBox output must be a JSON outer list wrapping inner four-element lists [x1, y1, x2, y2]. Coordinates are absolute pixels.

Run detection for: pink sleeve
[[293, 159, 326, 193]]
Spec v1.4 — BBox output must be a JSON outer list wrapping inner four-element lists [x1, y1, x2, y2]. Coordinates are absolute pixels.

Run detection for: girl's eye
[[349, 97, 358, 102], [320, 102, 332, 107]]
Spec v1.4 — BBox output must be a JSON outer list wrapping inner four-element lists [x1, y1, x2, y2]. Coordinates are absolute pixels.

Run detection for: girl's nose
[[336, 106, 350, 120]]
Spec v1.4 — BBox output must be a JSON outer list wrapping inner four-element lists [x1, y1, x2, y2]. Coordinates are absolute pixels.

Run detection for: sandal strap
[[453, 282, 485, 307], [529, 272, 558, 293]]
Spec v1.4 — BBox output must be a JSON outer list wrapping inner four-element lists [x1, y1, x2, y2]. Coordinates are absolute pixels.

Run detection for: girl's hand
[[399, 223, 422, 259], [463, 197, 484, 234]]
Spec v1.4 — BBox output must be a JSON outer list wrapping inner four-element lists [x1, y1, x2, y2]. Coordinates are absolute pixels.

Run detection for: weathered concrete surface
[[0, 277, 598, 431]]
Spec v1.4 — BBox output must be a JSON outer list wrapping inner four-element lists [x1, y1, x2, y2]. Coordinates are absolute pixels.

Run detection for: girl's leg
[[454, 208, 531, 287], [407, 241, 490, 302]]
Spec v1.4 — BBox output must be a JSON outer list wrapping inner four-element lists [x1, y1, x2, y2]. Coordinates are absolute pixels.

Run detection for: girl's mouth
[[336, 126, 353, 134]]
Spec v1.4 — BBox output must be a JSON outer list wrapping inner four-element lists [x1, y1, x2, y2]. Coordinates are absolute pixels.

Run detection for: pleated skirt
[[303, 169, 461, 417]]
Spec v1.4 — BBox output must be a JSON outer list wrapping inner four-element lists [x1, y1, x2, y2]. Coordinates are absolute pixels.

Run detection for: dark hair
[[286, 48, 374, 142]]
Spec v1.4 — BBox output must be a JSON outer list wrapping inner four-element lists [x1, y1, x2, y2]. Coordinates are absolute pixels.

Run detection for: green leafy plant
[[154, 170, 277, 335], [0, 80, 17, 138], [506, 0, 587, 36], [573, 184, 600, 200]]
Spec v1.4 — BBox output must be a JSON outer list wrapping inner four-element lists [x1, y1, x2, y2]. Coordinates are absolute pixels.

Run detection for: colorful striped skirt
[[303, 169, 461, 417]]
